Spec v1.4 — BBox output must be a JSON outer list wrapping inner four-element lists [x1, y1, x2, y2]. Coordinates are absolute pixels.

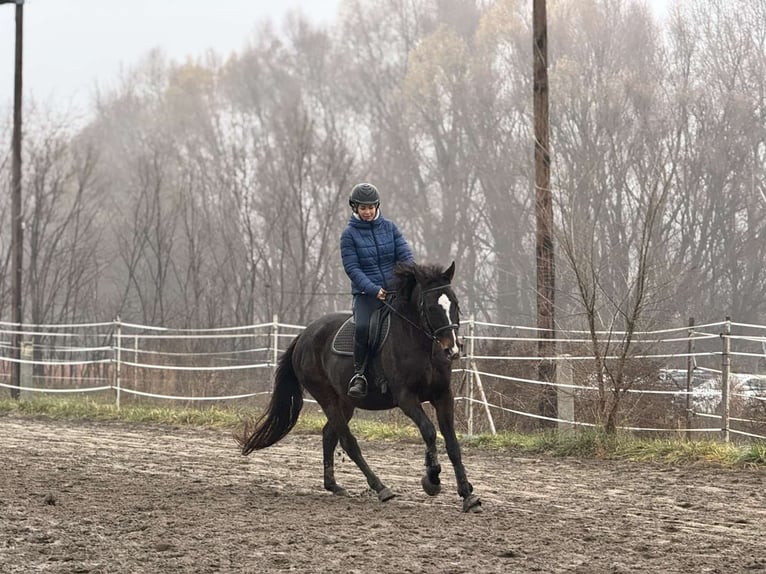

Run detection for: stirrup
[[348, 373, 368, 399]]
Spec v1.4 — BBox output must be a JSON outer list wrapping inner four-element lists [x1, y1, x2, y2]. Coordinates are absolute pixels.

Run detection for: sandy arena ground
[[1, 414, 764, 573]]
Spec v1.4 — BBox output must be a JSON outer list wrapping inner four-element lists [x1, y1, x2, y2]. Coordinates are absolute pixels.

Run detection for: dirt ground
[[1, 415, 764, 574]]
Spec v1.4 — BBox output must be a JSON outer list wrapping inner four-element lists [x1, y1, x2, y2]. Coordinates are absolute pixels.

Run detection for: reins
[[380, 285, 459, 343], [381, 296, 435, 341]]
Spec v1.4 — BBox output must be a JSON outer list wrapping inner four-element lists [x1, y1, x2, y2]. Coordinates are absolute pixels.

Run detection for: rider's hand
[[377, 288, 387, 300]]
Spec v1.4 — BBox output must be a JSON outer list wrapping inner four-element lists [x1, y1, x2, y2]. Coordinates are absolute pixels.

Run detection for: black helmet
[[349, 182, 380, 209]]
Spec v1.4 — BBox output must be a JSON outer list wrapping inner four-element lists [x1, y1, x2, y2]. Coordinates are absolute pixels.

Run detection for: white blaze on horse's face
[[437, 293, 461, 359]]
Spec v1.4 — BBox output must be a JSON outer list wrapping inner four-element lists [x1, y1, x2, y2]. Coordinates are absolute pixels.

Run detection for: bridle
[[381, 284, 460, 343]]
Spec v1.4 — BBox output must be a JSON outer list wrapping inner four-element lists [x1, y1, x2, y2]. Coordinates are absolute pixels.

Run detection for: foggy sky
[[0, 0, 669, 114], [0, 0, 340, 113]]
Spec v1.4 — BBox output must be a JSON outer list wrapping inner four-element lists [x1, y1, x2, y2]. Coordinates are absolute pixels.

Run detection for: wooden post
[[720, 317, 731, 442], [8, 1, 24, 399], [534, 0, 557, 425]]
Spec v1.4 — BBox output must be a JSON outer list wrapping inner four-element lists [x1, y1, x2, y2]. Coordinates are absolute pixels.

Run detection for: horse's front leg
[[397, 397, 443, 497], [433, 395, 482, 513]]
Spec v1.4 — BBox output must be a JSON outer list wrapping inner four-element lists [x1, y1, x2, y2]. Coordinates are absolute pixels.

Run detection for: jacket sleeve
[[392, 222, 414, 264], [340, 228, 381, 295]]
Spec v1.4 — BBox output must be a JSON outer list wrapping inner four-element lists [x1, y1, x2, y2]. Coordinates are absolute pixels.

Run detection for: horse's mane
[[391, 262, 448, 300]]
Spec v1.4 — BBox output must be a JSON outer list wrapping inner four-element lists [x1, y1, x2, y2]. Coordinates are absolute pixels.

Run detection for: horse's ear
[[443, 261, 455, 282]]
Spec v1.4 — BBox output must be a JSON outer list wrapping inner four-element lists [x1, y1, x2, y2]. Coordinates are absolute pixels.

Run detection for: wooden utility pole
[[2, 0, 24, 398], [533, 0, 556, 425]]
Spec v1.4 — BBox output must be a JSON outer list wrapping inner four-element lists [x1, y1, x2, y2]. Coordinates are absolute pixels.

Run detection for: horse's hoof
[[462, 493, 482, 513], [421, 475, 441, 497], [378, 487, 396, 502], [332, 488, 350, 497]]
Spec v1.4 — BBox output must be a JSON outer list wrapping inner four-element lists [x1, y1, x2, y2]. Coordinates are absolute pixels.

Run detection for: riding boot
[[348, 340, 369, 399]]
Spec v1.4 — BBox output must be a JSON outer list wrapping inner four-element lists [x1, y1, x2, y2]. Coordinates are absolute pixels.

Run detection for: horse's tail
[[237, 337, 304, 455]]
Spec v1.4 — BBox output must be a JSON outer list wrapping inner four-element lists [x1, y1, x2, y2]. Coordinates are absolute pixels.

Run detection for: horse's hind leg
[[324, 404, 395, 502], [322, 421, 348, 497], [397, 398, 443, 496]]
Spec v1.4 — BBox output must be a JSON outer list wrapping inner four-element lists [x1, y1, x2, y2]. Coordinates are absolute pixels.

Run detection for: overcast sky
[[0, 0, 340, 113], [1, 0, 668, 115]]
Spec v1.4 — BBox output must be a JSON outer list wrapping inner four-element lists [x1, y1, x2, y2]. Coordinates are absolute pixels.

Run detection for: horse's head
[[393, 261, 462, 361]]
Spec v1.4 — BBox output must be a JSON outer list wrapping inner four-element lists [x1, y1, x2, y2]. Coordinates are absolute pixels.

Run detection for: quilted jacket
[[340, 212, 414, 296]]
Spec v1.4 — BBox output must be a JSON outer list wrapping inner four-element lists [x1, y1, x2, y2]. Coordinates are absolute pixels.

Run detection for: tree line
[[0, 0, 764, 340]]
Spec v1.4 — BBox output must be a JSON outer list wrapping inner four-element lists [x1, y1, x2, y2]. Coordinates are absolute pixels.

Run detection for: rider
[[340, 182, 414, 399]]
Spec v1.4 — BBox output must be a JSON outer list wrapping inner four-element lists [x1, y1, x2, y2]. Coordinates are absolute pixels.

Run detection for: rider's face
[[357, 204, 377, 221]]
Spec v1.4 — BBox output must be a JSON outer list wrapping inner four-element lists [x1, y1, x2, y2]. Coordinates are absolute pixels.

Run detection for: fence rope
[[0, 318, 762, 440]]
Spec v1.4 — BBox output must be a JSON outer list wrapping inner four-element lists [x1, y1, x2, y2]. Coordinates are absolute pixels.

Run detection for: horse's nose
[[438, 331, 461, 361], [441, 339, 461, 361]]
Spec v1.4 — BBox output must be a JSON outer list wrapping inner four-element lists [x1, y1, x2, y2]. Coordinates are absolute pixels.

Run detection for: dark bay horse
[[236, 261, 481, 513]]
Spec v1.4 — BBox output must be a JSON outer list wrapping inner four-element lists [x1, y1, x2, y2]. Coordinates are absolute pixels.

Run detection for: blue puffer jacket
[[341, 212, 414, 296]]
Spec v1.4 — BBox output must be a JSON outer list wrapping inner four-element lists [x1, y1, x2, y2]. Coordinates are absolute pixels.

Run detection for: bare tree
[[462, 0, 538, 322], [25, 118, 102, 326], [399, 22, 489, 308], [8, 0, 763, 364], [551, 0, 676, 431], [216, 18, 356, 324], [663, 0, 766, 333], [87, 52, 185, 326], [0, 119, 13, 316]]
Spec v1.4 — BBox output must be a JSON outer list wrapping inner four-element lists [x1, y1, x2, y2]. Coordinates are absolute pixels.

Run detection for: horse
[[236, 261, 481, 513]]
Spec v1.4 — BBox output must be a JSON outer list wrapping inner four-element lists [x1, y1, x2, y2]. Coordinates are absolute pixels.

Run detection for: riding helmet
[[349, 182, 380, 209]]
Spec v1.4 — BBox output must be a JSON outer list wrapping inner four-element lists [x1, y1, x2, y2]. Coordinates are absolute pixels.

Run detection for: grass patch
[[1, 397, 763, 469], [0, 395, 243, 427], [463, 428, 765, 468], [349, 418, 421, 441]]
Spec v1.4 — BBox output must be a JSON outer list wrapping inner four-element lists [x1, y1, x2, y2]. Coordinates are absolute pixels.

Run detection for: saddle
[[331, 306, 391, 356], [331, 305, 392, 393]]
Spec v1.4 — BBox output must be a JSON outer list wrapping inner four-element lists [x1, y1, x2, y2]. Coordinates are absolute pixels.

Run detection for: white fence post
[[468, 362, 497, 435], [685, 317, 695, 440], [466, 315, 475, 436], [720, 317, 731, 442], [114, 317, 122, 409], [556, 354, 575, 432], [271, 314, 279, 383], [19, 341, 33, 399], [133, 334, 138, 391]]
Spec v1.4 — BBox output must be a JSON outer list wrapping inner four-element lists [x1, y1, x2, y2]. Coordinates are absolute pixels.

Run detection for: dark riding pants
[[353, 294, 383, 369]]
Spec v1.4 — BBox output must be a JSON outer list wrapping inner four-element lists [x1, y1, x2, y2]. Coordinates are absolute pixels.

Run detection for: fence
[[0, 317, 303, 407], [0, 316, 764, 441], [459, 317, 766, 441]]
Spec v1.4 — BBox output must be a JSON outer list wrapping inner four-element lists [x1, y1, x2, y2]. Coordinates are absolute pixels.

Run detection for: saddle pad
[[331, 316, 356, 355], [331, 314, 391, 356]]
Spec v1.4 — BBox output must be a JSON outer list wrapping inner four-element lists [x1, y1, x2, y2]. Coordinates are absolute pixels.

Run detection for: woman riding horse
[[236, 261, 481, 513], [340, 182, 414, 399]]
